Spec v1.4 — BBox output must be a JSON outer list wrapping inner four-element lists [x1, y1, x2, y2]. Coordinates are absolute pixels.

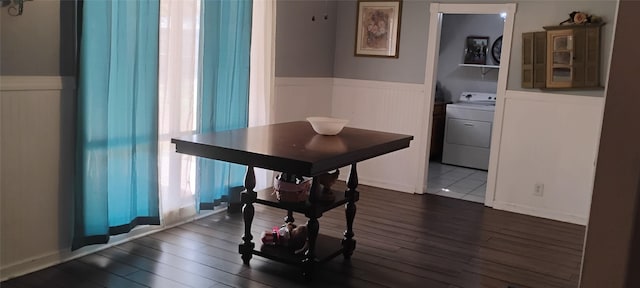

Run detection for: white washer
[[442, 92, 496, 170]]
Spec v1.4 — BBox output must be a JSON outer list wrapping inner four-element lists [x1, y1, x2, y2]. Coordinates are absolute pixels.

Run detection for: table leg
[[239, 166, 256, 265], [343, 163, 359, 259], [303, 177, 321, 279], [303, 216, 319, 279]]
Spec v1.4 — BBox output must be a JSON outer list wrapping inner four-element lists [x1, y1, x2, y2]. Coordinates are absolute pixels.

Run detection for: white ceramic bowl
[[306, 117, 349, 135]]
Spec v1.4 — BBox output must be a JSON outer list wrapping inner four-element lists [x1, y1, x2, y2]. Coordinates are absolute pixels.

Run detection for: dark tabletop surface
[[171, 121, 413, 176]]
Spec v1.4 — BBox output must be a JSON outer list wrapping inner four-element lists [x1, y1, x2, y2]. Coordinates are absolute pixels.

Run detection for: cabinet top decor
[[543, 22, 605, 31], [558, 11, 603, 26]]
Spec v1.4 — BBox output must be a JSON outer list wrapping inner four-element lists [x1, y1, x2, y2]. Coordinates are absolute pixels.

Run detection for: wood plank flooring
[[2, 182, 585, 288]]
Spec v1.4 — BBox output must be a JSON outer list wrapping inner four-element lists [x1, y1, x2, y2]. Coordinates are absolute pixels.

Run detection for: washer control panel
[[458, 92, 497, 105]]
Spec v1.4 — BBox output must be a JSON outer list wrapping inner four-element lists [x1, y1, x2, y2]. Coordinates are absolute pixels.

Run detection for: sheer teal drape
[[73, 0, 161, 250], [196, 0, 253, 210]]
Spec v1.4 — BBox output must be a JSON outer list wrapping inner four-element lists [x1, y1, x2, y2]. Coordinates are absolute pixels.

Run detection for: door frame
[[415, 3, 516, 207]]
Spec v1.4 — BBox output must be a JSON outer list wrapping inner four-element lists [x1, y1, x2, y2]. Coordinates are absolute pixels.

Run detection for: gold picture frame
[[354, 0, 402, 58]]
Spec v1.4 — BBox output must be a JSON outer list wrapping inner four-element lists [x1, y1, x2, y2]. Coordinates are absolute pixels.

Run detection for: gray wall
[[276, 0, 618, 96], [0, 1, 75, 76], [275, 0, 337, 77], [275, 0, 430, 83], [437, 14, 504, 102], [3, 0, 613, 87]]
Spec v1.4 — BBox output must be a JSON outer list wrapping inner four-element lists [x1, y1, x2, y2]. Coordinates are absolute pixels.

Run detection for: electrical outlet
[[534, 183, 544, 197]]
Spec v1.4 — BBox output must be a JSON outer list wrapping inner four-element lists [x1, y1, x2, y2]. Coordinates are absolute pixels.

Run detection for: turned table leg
[[303, 216, 319, 279], [303, 177, 321, 279], [343, 163, 359, 259], [239, 166, 256, 264]]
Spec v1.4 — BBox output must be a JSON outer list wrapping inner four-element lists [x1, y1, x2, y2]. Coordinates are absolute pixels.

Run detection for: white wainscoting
[[1, 76, 77, 279], [1, 76, 164, 281], [492, 90, 604, 225], [274, 77, 426, 193], [274, 77, 606, 224], [331, 78, 426, 193], [273, 77, 334, 123], [0, 77, 220, 280]]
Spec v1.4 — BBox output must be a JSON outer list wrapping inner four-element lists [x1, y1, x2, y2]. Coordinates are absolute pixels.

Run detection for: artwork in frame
[[463, 36, 489, 65], [355, 0, 402, 58]]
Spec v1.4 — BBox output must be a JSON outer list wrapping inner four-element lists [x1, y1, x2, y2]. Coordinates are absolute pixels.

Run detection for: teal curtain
[[197, 0, 252, 210], [73, 0, 160, 250]]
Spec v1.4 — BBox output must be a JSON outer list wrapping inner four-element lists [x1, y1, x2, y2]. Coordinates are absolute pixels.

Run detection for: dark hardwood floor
[[2, 182, 585, 288]]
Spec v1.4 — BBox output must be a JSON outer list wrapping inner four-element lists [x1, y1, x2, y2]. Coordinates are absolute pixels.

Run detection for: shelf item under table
[[256, 233, 345, 265]]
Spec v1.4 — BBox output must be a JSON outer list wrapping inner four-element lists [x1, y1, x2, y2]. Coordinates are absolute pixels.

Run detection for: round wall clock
[[491, 36, 503, 64]]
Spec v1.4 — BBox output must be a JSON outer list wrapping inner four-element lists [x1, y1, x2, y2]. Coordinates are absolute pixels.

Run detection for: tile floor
[[426, 161, 487, 203]]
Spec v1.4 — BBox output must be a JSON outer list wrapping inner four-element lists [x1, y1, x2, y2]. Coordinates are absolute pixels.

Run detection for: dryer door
[[445, 118, 492, 148]]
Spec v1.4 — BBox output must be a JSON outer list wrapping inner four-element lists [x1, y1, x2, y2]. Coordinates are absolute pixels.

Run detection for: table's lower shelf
[[239, 166, 360, 279], [250, 234, 344, 265], [254, 187, 350, 217]]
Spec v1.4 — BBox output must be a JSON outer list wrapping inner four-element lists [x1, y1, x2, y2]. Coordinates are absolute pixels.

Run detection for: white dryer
[[442, 92, 497, 170]]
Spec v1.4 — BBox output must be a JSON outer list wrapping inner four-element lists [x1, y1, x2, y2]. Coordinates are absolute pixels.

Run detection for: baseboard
[[0, 209, 223, 282], [0, 225, 159, 281], [358, 176, 415, 194], [492, 201, 588, 225], [337, 173, 415, 194]]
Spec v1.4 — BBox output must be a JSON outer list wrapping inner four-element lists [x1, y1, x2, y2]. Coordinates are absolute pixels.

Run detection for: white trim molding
[[492, 201, 588, 225], [275, 76, 334, 87], [0, 76, 75, 91], [332, 77, 425, 92]]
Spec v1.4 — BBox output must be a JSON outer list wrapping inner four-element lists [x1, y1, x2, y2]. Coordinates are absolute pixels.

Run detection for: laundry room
[[427, 13, 505, 203]]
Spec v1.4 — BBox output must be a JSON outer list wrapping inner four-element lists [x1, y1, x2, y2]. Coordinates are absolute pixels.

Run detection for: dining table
[[171, 121, 413, 278]]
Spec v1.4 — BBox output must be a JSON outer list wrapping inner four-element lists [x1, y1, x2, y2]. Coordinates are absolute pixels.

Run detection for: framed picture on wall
[[463, 36, 489, 64], [354, 0, 402, 58]]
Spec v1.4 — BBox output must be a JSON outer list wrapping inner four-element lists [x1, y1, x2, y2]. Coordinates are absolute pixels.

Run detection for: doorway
[[427, 14, 504, 203], [416, 3, 516, 207]]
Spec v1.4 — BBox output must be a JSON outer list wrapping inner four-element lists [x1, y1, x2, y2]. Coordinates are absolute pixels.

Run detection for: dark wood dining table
[[171, 121, 413, 278]]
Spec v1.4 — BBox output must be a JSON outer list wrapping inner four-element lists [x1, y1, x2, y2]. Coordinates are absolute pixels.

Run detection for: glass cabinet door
[[546, 30, 574, 88]]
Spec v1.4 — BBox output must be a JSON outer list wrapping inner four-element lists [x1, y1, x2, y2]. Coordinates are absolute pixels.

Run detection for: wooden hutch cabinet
[[522, 23, 604, 89]]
